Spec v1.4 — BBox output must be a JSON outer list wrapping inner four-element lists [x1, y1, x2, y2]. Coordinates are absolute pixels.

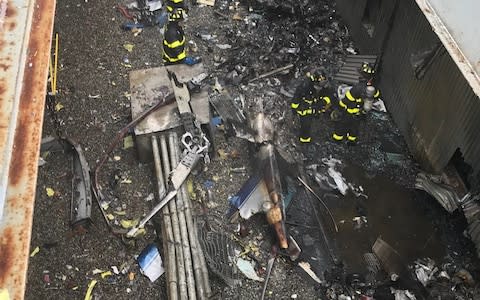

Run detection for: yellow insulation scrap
[[84, 279, 97, 300]]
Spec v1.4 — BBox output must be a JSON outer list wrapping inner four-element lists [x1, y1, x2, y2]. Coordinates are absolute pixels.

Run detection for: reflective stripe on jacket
[[340, 90, 362, 115], [163, 23, 186, 63]]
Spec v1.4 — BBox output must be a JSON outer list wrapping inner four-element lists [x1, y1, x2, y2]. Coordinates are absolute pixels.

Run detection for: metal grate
[[197, 222, 241, 287]]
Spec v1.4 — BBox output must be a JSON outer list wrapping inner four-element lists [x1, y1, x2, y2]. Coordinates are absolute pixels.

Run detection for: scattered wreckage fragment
[[127, 70, 211, 237], [128, 70, 211, 299], [40, 136, 92, 229], [91, 91, 175, 233], [415, 170, 480, 258], [221, 111, 301, 259]]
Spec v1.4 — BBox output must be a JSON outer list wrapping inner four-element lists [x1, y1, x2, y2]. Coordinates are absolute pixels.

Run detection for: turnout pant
[[299, 114, 314, 143], [332, 111, 359, 142]]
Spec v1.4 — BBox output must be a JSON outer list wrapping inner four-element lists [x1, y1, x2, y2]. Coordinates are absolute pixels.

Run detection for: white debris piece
[[216, 44, 232, 50], [327, 166, 348, 195], [236, 258, 264, 282], [321, 157, 349, 195], [414, 258, 437, 287], [391, 288, 417, 300], [298, 261, 322, 284], [373, 98, 387, 112]]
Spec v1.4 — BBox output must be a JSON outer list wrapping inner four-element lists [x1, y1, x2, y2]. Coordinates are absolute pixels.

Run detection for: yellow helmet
[[168, 8, 184, 21], [361, 62, 375, 75], [306, 68, 327, 84]]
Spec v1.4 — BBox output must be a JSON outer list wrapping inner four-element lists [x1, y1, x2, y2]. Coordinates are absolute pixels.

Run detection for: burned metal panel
[[0, 0, 56, 298], [416, 0, 480, 97], [336, 0, 480, 175], [378, 0, 480, 175], [336, 0, 397, 53]]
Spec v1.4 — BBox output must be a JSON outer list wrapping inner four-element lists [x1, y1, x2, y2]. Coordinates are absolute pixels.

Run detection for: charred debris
[[35, 0, 480, 299]]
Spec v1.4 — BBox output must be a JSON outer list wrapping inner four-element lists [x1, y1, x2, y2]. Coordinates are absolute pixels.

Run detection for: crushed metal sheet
[[209, 92, 251, 140], [460, 193, 480, 258], [415, 172, 459, 213], [414, 258, 437, 287], [40, 136, 93, 227], [236, 258, 264, 282], [372, 237, 405, 278], [228, 175, 269, 220]]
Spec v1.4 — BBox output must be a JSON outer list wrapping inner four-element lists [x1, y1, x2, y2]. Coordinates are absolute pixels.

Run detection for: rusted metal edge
[[0, 0, 56, 298], [415, 0, 480, 97]]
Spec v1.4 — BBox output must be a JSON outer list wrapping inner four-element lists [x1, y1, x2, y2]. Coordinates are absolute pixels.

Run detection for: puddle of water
[[326, 163, 445, 273]]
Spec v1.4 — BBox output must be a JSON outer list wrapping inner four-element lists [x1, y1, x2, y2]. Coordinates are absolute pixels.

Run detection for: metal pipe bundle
[[152, 132, 210, 299], [152, 135, 178, 300]]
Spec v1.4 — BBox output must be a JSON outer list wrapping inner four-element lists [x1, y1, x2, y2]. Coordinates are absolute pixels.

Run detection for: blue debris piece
[[185, 56, 202, 66], [203, 180, 215, 190], [227, 175, 263, 219], [137, 244, 165, 282], [122, 23, 145, 31], [211, 116, 223, 127]]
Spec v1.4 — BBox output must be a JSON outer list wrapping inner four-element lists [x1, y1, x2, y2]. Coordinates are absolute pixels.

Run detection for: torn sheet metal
[[413, 258, 437, 287], [209, 93, 252, 141], [236, 258, 264, 282], [40, 137, 92, 227], [415, 172, 459, 213], [391, 288, 417, 300], [460, 193, 480, 258], [321, 157, 349, 195], [228, 175, 269, 220], [372, 237, 406, 278]]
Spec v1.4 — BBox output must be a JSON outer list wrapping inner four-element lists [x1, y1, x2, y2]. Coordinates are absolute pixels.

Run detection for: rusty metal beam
[[0, 0, 56, 298]]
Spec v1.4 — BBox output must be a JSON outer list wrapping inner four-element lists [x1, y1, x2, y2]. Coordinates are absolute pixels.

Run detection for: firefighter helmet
[[360, 62, 375, 76], [306, 67, 328, 88], [306, 67, 327, 83], [168, 8, 184, 21]]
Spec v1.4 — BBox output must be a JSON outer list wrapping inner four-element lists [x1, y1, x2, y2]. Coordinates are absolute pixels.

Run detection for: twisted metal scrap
[[415, 172, 459, 213]]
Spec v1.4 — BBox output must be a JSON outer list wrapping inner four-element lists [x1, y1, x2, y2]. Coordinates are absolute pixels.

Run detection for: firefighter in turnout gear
[[291, 69, 333, 144], [332, 62, 380, 144], [163, 10, 186, 64], [162, 9, 201, 66]]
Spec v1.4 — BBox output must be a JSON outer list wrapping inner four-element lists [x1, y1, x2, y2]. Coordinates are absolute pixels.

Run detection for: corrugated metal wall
[[337, 0, 480, 176]]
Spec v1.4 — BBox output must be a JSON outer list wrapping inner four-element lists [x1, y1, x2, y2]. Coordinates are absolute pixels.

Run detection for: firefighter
[[332, 62, 380, 144], [162, 9, 201, 66], [291, 68, 333, 144], [163, 10, 186, 65]]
